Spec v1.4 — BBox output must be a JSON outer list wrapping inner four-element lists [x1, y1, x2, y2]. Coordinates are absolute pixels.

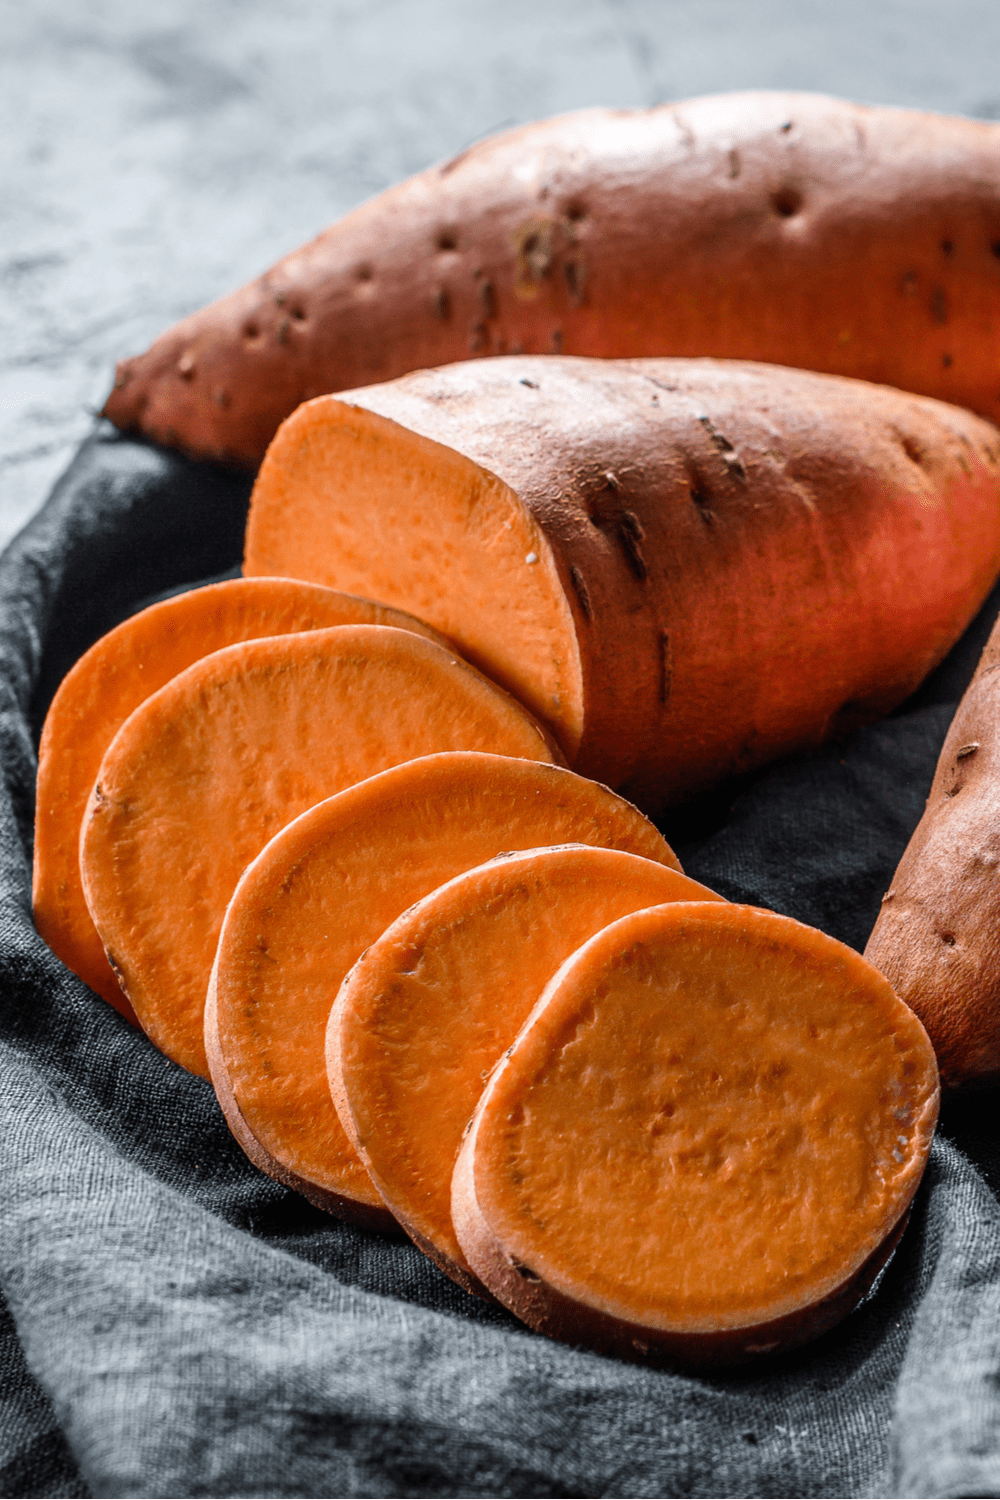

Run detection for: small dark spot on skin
[[510, 1260, 540, 1282], [932, 286, 948, 324], [940, 932, 957, 947], [901, 434, 925, 465], [289, 305, 307, 322], [436, 230, 458, 252], [433, 288, 451, 320], [275, 318, 291, 345], [243, 321, 261, 342], [728, 148, 740, 178], [780, 119, 793, 132], [690, 485, 713, 514], [470, 321, 488, 353], [941, 238, 955, 256], [992, 241, 1000, 259], [356, 263, 374, 283], [743, 1433, 759, 1446], [479, 280, 496, 318], [901, 270, 919, 295], [570, 565, 592, 621], [659, 632, 672, 705], [943, 353, 954, 368], [520, 378, 539, 388], [564, 258, 585, 306], [957, 742, 980, 758], [551, 328, 563, 353], [274, 290, 287, 307], [565, 202, 587, 222], [773, 186, 802, 218], [616, 511, 648, 581], [213, 388, 231, 409]]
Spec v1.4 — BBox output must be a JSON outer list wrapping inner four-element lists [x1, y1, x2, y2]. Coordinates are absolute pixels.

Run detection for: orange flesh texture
[[79, 629, 557, 1078], [457, 903, 939, 1343], [207, 752, 678, 1216], [244, 355, 1000, 806], [105, 92, 1000, 467], [32, 577, 448, 1021], [244, 401, 584, 766], [329, 844, 723, 1289]]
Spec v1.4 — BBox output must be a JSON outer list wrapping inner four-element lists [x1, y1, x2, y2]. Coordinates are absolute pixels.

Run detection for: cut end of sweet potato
[[453, 903, 939, 1367], [244, 398, 585, 764], [207, 752, 678, 1225], [329, 843, 723, 1293]]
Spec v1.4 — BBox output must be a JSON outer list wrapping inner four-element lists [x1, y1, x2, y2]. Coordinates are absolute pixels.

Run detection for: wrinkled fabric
[[1, 423, 999, 1498]]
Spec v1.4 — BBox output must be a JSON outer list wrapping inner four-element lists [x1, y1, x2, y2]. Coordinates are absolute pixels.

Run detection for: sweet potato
[[103, 92, 1000, 467], [328, 844, 723, 1292], [79, 628, 557, 1077], [33, 577, 447, 1021], [453, 903, 939, 1367], [244, 355, 1000, 807], [205, 752, 678, 1226], [865, 613, 1000, 1088]]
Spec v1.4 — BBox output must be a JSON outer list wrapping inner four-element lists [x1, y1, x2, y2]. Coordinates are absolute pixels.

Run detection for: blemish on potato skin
[[569, 565, 592, 621]]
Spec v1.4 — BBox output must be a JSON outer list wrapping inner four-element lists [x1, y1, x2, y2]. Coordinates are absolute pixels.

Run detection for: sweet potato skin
[[865, 619, 1000, 1089], [104, 92, 1000, 467], [245, 355, 1000, 807]]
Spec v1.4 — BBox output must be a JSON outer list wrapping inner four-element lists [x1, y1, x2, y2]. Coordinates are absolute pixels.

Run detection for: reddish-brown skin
[[866, 618, 1000, 1089], [103, 91, 1000, 468], [245, 355, 1000, 809]]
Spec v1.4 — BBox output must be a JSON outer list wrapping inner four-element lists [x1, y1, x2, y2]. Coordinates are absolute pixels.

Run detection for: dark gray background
[[5, 0, 1000, 551]]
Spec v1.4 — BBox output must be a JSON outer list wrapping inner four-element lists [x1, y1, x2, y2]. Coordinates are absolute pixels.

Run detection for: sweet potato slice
[[453, 903, 939, 1367], [80, 628, 556, 1078], [33, 577, 447, 1021], [244, 356, 1000, 806], [104, 92, 1000, 466], [329, 844, 723, 1292], [206, 753, 679, 1226]]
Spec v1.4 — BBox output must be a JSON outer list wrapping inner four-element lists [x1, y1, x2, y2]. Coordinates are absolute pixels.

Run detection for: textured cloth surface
[[1, 425, 1000, 1498]]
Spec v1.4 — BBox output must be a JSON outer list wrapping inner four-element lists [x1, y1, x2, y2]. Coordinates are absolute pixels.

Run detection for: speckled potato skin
[[866, 622, 1000, 1089], [245, 355, 1000, 807], [104, 91, 1000, 467]]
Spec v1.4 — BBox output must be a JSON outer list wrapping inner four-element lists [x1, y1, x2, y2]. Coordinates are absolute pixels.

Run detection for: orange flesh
[[244, 402, 584, 762], [79, 629, 556, 1077], [33, 576, 446, 1020], [456, 904, 939, 1346], [329, 845, 723, 1289], [207, 753, 679, 1219]]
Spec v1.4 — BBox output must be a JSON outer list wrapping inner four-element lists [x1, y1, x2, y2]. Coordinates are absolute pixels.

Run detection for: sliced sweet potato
[[206, 752, 679, 1225], [243, 356, 1000, 807], [453, 903, 939, 1367], [33, 577, 447, 1021], [80, 628, 556, 1078], [329, 844, 723, 1292], [104, 92, 1000, 466], [865, 613, 1000, 1088]]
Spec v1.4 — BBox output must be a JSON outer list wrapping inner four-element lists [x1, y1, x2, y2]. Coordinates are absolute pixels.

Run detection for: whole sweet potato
[[865, 616, 1000, 1089], [105, 92, 1000, 467], [244, 355, 1000, 808]]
